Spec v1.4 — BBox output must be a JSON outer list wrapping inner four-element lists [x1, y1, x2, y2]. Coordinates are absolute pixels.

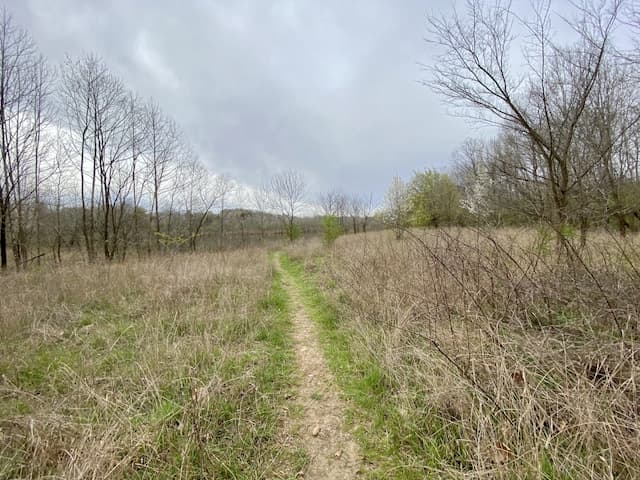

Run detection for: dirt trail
[[277, 257, 362, 480]]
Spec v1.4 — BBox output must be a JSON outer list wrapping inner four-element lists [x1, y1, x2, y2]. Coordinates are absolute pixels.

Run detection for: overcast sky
[[8, 0, 483, 206]]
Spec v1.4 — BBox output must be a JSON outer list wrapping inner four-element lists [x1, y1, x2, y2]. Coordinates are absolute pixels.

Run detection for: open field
[[2, 228, 640, 479], [3, 0, 640, 478], [285, 228, 640, 478], [0, 249, 307, 478]]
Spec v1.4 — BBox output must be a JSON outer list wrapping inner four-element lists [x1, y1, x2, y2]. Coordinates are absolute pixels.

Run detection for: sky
[[7, 0, 485, 207]]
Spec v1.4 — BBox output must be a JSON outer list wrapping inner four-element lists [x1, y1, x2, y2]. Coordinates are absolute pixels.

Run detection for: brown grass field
[[0, 248, 307, 478], [2, 228, 640, 478], [285, 228, 640, 478]]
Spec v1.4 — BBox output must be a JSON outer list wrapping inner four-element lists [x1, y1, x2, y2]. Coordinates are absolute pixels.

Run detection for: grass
[[280, 253, 451, 479], [283, 229, 640, 479], [4, 228, 640, 478], [0, 249, 307, 479]]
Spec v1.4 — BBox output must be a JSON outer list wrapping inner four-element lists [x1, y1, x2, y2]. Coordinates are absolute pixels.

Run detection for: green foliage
[[534, 225, 555, 256], [559, 223, 577, 239], [322, 215, 343, 246], [285, 222, 302, 242], [407, 170, 462, 227], [154, 231, 189, 247]]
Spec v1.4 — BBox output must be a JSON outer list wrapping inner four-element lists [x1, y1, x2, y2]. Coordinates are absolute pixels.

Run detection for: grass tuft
[[0, 249, 307, 479]]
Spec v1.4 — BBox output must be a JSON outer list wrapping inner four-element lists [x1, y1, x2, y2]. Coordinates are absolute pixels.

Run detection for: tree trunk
[[219, 198, 225, 250], [55, 197, 62, 263], [0, 202, 7, 270]]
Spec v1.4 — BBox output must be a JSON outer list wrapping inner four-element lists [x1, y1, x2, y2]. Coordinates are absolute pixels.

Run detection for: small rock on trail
[[277, 257, 363, 479]]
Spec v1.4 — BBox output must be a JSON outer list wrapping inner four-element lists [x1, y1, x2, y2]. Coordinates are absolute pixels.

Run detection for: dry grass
[[0, 249, 306, 478], [292, 228, 640, 478]]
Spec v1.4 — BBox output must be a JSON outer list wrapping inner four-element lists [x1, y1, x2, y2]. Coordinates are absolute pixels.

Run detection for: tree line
[[0, 8, 355, 271], [382, 0, 640, 247], [0, 7, 237, 270]]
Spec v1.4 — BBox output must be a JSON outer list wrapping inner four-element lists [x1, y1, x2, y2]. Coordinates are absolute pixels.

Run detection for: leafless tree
[[61, 54, 102, 261], [144, 99, 180, 251], [270, 170, 306, 241], [124, 92, 148, 258], [215, 174, 234, 249], [360, 193, 374, 233], [427, 0, 631, 243], [0, 8, 51, 270], [47, 128, 72, 263], [61, 54, 134, 261], [30, 57, 53, 264], [347, 195, 363, 234], [95, 80, 132, 260], [251, 180, 271, 241], [0, 4, 350, 262], [318, 189, 346, 216], [179, 156, 225, 252], [580, 59, 640, 237], [318, 188, 349, 231]]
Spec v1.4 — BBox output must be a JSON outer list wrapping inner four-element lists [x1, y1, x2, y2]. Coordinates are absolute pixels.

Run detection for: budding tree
[[382, 176, 409, 239]]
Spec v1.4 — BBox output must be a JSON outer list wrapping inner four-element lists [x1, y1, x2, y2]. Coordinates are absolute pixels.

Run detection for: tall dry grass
[[0, 249, 305, 478], [305, 228, 640, 478]]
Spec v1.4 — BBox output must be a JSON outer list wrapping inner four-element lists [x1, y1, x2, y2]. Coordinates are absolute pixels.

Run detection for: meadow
[[1, 228, 639, 479], [0, 249, 307, 478], [284, 228, 640, 478]]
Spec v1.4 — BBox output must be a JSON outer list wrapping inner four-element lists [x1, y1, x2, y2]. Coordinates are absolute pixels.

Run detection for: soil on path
[[277, 258, 362, 480]]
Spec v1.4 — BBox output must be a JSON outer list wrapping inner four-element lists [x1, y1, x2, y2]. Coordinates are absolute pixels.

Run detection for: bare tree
[[48, 129, 65, 263], [318, 188, 349, 231], [0, 9, 51, 270], [95, 78, 132, 260], [360, 193, 374, 233], [61, 54, 102, 261], [427, 0, 629, 243], [124, 92, 148, 258], [61, 54, 134, 261], [251, 180, 271, 241], [30, 56, 53, 265], [347, 195, 363, 234], [580, 59, 640, 237], [270, 170, 306, 241], [215, 174, 234, 250], [318, 190, 341, 217], [180, 156, 224, 252], [0, 4, 277, 263], [144, 99, 179, 252]]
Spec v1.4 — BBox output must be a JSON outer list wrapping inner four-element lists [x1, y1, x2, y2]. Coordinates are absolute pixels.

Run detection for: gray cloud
[[9, 0, 473, 205]]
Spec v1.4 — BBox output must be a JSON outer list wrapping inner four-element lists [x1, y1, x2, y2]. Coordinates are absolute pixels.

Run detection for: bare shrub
[[319, 228, 640, 477]]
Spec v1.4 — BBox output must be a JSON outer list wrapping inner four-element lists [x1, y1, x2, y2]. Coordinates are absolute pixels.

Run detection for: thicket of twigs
[[318, 228, 640, 477]]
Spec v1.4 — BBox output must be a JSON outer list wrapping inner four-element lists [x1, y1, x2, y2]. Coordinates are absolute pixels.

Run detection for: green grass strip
[[279, 253, 434, 479]]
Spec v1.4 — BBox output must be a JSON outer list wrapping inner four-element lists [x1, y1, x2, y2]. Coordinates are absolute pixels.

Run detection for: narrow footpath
[[276, 256, 362, 480]]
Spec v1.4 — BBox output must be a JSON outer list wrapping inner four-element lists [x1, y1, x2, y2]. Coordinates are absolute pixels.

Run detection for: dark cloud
[[8, 0, 472, 205]]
